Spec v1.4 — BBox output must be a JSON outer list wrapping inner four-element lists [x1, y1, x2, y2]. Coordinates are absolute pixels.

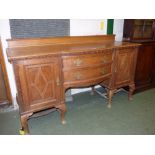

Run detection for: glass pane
[[133, 26, 143, 38], [143, 25, 153, 38], [133, 19, 153, 39], [134, 20, 144, 26], [145, 19, 153, 26]]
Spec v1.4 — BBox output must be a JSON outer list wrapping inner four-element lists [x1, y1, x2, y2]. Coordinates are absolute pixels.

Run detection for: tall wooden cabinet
[[123, 19, 155, 91]]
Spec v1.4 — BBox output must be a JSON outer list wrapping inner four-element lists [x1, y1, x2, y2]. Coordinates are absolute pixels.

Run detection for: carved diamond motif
[[32, 68, 49, 98], [27, 64, 55, 103]]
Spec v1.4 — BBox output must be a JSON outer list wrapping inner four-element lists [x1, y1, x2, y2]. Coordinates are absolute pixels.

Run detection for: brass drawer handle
[[74, 72, 82, 80], [101, 69, 106, 75], [73, 58, 83, 66]]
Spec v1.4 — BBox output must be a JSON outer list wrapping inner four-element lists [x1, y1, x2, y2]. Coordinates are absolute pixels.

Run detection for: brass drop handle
[[56, 77, 60, 86], [74, 72, 82, 80], [101, 69, 106, 75], [73, 58, 83, 66]]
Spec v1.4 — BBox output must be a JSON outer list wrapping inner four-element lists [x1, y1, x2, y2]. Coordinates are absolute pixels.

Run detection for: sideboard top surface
[[6, 35, 140, 61]]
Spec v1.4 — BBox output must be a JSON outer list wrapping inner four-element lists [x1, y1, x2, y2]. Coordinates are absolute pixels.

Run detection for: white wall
[[70, 19, 107, 36], [70, 19, 124, 41], [0, 19, 17, 106], [113, 19, 124, 41]]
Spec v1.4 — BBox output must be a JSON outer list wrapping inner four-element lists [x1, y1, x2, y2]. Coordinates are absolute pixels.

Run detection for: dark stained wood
[[153, 45, 155, 86], [123, 19, 155, 41], [0, 38, 12, 106], [6, 35, 140, 134], [135, 43, 155, 90], [123, 19, 155, 92]]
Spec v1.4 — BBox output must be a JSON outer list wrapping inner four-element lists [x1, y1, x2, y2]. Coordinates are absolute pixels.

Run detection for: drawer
[[63, 64, 112, 83], [62, 52, 113, 70]]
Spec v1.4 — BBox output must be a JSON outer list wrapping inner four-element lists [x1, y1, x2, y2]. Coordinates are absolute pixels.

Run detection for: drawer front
[[63, 52, 113, 70], [64, 64, 112, 83]]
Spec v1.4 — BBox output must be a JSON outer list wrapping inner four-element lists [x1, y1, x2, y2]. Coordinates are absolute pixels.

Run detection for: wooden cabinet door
[[16, 57, 61, 112], [135, 44, 155, 89], [115, 48, 137, 87]]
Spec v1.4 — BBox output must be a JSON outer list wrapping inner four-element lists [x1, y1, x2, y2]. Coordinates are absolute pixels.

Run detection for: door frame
[[0, 37, 12, 106]]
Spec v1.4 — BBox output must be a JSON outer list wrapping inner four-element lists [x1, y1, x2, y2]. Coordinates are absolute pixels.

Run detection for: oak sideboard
[[6, 35, 140, 134]]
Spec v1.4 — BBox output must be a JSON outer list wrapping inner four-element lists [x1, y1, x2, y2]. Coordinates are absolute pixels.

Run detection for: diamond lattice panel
[[26, 64, 55, 104]]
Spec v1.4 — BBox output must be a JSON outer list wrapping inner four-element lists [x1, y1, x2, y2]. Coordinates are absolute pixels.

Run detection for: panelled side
[[114, 47, 138, 87]]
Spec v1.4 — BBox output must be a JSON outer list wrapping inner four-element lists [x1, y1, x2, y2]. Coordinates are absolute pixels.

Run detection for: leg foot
[[61, 120, 66, 125], [20, 113, 32, 135], [107, 104, 112, 109], [90, 86, 95, 95], [19, 129, 26, 135]]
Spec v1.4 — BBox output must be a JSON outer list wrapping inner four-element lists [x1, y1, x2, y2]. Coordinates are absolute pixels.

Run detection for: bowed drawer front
[[63, 65, 112, 84], [62, 51, 113, 70], [62, 51, 113, 86]]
